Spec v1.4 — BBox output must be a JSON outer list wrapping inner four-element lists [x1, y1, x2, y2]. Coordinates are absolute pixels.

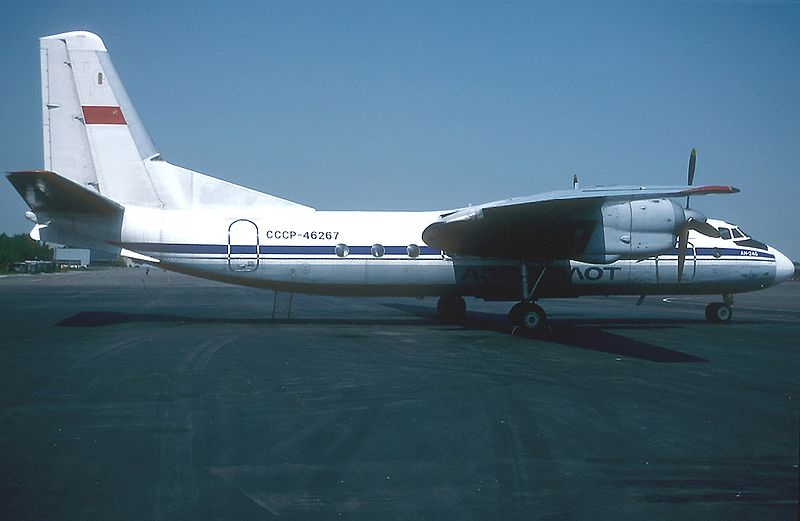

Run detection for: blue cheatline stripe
[[121, 242, 442, 256], [667, 247, 775, 259], [261, 245, 331, 255], [121, 242, 774, 260]]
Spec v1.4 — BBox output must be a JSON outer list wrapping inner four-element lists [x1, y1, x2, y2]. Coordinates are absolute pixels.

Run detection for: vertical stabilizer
[[38, 31, 312, 213], [40, 31, 161, 207]]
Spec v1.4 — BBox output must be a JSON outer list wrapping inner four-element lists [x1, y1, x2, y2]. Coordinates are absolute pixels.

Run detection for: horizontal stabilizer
[[6, 170, 123, 215], [119, 248, 160, 264]]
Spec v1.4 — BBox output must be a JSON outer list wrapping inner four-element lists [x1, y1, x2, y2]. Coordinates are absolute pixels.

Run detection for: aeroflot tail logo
[[82, 106, 126, 125]]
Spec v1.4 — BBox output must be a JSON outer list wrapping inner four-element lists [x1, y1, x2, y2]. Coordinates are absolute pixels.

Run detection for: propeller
[[685, 147, 696, 208], [677, 225, 689, 283], [676, 148, 720, 282]]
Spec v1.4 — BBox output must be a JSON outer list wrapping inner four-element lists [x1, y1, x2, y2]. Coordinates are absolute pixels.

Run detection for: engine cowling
[[576, 198, 684, 263]]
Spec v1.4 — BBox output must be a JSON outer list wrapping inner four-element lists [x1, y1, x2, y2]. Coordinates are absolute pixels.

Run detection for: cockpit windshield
[[717, 224, 751, 241], [730, 224, 768, 250]]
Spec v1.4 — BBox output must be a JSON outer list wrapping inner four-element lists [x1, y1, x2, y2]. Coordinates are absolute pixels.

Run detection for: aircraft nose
[[772, 248, 795, 284]]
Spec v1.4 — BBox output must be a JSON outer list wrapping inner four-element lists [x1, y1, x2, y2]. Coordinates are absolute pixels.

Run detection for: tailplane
[[7, 170, 123, 216]]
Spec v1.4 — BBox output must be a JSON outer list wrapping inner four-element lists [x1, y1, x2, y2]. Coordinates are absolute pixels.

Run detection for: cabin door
[[227, 219, 260, 272]]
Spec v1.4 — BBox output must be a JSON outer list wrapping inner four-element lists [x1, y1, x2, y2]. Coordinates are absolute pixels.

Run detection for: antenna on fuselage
[[572, 174, 579, 190]]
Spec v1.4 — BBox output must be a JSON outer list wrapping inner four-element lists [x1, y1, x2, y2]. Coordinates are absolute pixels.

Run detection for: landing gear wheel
[[705, 302, 732, 324], [437, 295, 466, 323], [508, 302, 547, 335]]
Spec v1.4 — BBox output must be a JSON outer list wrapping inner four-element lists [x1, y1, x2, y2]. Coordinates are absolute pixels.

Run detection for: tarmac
[[0, 267, 797, 520]]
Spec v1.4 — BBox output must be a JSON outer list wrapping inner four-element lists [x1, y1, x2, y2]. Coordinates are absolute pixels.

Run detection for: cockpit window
[[734, 238, 769, 251], [731, 228, 744, 238], [718, 227, 732, 240]]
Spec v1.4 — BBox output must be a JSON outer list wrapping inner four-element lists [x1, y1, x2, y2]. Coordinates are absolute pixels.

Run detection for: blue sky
[[2, 1, 798, 259]]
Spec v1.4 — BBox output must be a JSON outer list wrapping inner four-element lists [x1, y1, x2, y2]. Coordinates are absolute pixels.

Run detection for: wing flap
[[424, 198, 599, 260]]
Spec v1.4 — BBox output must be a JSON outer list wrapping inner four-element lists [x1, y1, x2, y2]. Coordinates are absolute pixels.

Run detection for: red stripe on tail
[[82, 106, 126, 125]]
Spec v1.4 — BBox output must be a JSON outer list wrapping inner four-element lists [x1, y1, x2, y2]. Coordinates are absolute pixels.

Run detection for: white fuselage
[[115, 207, 788, 300]]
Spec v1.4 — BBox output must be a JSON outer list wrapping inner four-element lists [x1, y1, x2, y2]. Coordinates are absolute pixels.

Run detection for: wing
[[422, 185, 738, 261]]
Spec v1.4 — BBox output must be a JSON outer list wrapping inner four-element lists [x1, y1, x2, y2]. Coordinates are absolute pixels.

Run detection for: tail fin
[[39, 31, 311, 212], [40, 31, 161, 206]]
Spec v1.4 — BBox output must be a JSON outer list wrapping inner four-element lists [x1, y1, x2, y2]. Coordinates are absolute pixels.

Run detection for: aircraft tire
[[704, 303, 716, 322], [705, 302, 732, 324], [437, 295, 466, 323], [508, 302, 547, 334], [508, 302, 527, 326]]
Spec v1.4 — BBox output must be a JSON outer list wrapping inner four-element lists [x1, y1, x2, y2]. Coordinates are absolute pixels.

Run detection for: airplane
[[6, 31, 795, 334]]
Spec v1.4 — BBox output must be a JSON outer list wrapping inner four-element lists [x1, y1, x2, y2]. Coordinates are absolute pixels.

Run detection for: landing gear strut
[[705, 294, 733, 324], [508, 263, 549, 335], [437, 295, 466, 323]]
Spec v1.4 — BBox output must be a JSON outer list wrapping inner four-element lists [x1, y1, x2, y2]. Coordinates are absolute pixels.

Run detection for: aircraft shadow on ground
[[386, 304, 709, 363], [57, 306, 707, 363], [55, 310, 424, 328]]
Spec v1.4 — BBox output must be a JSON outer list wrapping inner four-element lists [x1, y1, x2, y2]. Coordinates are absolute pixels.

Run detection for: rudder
[[40, 31, 161, 207]]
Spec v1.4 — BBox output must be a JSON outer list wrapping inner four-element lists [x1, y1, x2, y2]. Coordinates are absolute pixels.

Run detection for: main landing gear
[[508, 263, 550, 335], [705, 294, 733, 324], [435, 292, 549, 334], [437, 295, 466, 323], [508, 301, 547, 334], [436, 264, 552, 334]]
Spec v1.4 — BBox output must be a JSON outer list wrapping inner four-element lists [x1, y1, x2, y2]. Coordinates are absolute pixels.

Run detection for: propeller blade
[[677, 229, 689, 283], [686, 148, 697, 208], [687, 217, 721, 238]]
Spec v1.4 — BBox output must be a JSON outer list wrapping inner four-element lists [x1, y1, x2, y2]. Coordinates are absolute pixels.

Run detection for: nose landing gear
[[705, 294, 733, 324], [705, 303, 732, 323]]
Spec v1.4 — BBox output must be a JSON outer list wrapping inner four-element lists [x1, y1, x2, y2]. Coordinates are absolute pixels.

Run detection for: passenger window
[[731, 228, 743, 238], [718, 228, 731, 240]]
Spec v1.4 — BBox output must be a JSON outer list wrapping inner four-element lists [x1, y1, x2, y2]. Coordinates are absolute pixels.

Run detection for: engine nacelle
[[576, 198, 684, 263]]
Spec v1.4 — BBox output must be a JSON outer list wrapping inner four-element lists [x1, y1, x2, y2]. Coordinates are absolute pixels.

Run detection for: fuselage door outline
[[227, 219, 260, 272]]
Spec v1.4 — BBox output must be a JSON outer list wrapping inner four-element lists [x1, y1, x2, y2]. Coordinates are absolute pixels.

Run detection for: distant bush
[[0, 233, 54, 272]]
